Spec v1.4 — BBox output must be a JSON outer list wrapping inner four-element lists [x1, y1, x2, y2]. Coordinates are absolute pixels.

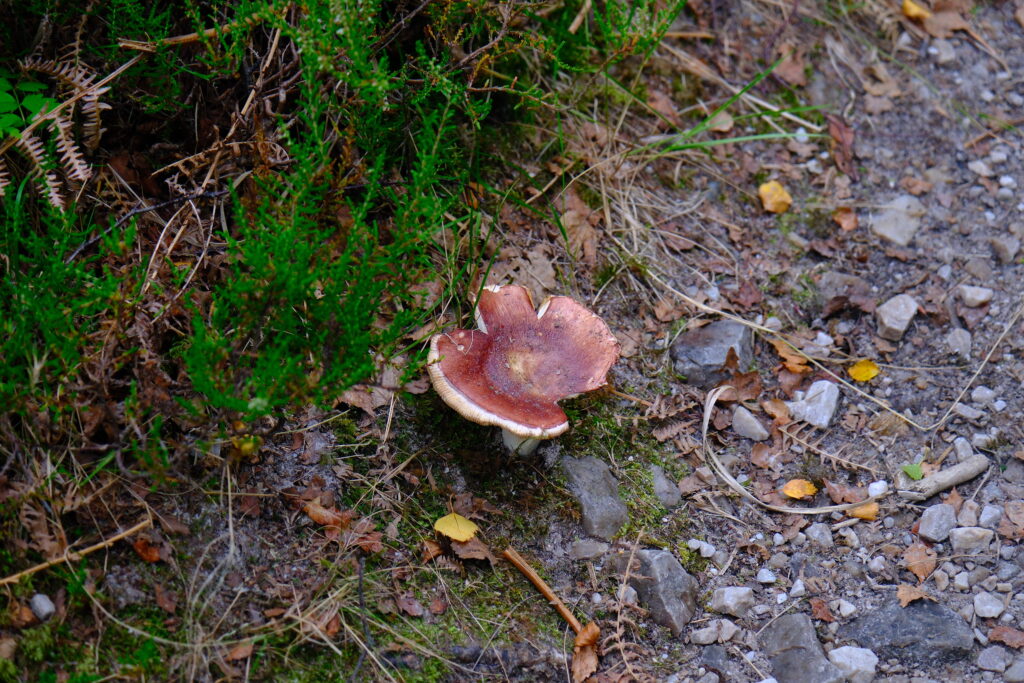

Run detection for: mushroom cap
[[427, 284, 619, 439]]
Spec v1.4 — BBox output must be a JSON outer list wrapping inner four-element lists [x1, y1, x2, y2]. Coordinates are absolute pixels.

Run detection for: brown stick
[[502, 546, 582, 634], [0, 517, 152, 587]]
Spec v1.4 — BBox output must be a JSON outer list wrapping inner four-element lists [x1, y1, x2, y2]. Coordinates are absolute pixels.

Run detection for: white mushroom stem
[[502, 429, 542, 455]]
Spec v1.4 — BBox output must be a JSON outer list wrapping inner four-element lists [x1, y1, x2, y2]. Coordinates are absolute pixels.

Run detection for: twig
[[350, 555, 375, 683], [117, 11, 266, 52], [0, 516, 152, 586], [502, 547, 582, 634]]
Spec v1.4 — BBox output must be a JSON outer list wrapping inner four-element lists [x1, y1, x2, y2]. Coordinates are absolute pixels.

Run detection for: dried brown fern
[[14, 133, 67, 209]]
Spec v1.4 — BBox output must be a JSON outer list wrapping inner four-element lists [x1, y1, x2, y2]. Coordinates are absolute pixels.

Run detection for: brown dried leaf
[[944, 488, 964, 514], [562, 209, 600, 269], [761, 398, 791, 424], [422, 539, 444, 563], [809, 597, 834, 622], [897, 583, 934, 607], [769, 339, 810, 374], [826, 114, 858, 180], [303, 501, 354, 530], [903, 542, 937, 583], [451, 537, 497, 565], [429, 596, 449, 615], [824, 479, 866, 504], [396, 592, 425, 618], [832, 207, 858, 232], [775, 44, 808, 86], [155, 583, 177, 615], [923, 9, 969, 38], [132, 537, 162, 564], [572, 621, 601, 683], [990, 625, 1024, 649], [900, 176, 933, 195], [225, 640, 254, 661]]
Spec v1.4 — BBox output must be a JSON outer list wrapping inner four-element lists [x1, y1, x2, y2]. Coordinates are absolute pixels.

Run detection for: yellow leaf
[[902, 0, 932, 20], [758, 181, 792, 214], [848, 359, 880, 382], [781, 479, 817, 500], [849, 501, 879, 520], [896, 583, 934, 607], [434, 512, 479, 542]]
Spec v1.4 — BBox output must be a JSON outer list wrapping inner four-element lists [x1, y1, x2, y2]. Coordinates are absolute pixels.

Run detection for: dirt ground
[[7, 1, 1024, 681]]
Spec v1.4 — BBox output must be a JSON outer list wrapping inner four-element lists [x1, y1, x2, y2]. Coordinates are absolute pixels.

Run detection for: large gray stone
[[670, 320, 753, 388], [870, 194, 926, 246], [786, 380, 840, 428], [759, 613, 844, 683], [615, 549, 698, 637], [561, 456, 628, 541], [840, 599, 973, 665]]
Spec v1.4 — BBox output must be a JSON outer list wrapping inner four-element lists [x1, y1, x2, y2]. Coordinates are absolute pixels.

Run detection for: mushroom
[[427, 284, 619, 454]]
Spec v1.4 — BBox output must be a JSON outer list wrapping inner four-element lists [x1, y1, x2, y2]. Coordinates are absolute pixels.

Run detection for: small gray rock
[[876, 294, 918, 341], [817, 271, 871, 302], [953, 436, 974, 462], [952, 402, 984, 420], [562, 456, 628, 541], [710, 586, 755, 618], [828, 646, 878, 683], [930, 39, 956, 64], [757, 568, 777, 584], [840, 599, 973, 664], [974, 591, 1004, 618], [971, 386, 996, 404], [569, 540, 609, 560], [670, 320, 753, 388], [1005, 657, 1024, 682], [991, 235, 1020, 263], [805, 522, 834, 549], [786, 380, 840, 428], [870, 194, 926, 246], [945, 328, 972, 359], [30, 593, 55, 622], [949, 526, 993, 555], [690, 624, 719, 645], [979, 504, 1003, 529], [919, 503, 957, 543], [969, 160, 995, 177], [959, 285, 994, 307], [760, 613, 845, 683], [977, 645, 1013, 672], [733, 406, 769, 441], [616, 549, 698, 637], [650, 464, 681, 508]]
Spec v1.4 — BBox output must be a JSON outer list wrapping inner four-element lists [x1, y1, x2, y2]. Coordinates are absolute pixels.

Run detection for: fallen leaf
[[903, 542, 937, 583], [832, 207, 858, 232], [761, 398, 791, 423], [901, 463, 924, 481], [264, 607, 286, 618], [132, 537, 162, 563], [758, 181, 792, 213], [422, 539, 444, 562], [396, 592, 425, 617], [896, 583, 933, 607], [727, 280, 763, 309], [848, 359, 880, 382], [864, 94, 894, 115], [899, 176, 933, 196], [824, 479, 867, 504], [826, 114, 857, 180], [225, 640, 254, 661], [154, 583, 177, 615], [902, 0, 932, 20], [781, 479, 817, 500], [647, 89, 681, 127], [774, 43, 808, 87], [561, 209, 600, 270], [708, 111, 734, 133], [769, 338, 810, 374], [923, 7, 970, 38], [990, 625, 1024, 649], [849, 502, 880, 521], [434, 513, 479, 542], [429, 596, 449, 615], [572, 621, 601, 683], [944, 488, 964, 513], [303, 501, 354, 529], [451, 536, 497, 565], [809, 597, 835, 622]]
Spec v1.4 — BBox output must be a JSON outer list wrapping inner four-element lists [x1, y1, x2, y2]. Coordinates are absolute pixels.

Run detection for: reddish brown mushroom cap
[[427, 284, 620, 439]]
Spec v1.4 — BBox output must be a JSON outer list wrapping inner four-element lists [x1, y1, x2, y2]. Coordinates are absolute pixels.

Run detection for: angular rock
[[959, 285, 994, 307], [949, 526, 993, 555], [670, 320, 753, 388], [616, 549, 698, 637], [732, 406, 769, 441], [974, 591, 1004, 618], [969, 159, 994, 177], [1005, 657, 1024, 682], [650, 464, 681, 508], [840, 599, 973, 665], [977, 645, 1012, 672], [945, 328, 972, 359], [870, 194, 926, 246], [918, 503, 957, 543], [875, 294, 918, 341], [759, 613, 844, 683], [757, 568, 777, 584], [805, 522, 834, 549], [817, 271, 870, 302], [979, 504, 1003, 529], [827, 646, 878, 683], [561, 456, 628, 541], [690, 619, 739, 645], [710, 586, 755, 618], [991, 235, 1021, 264], [786, 380, 840, 428], [569, 540, 609, 560], [30, 593, 55, 621]]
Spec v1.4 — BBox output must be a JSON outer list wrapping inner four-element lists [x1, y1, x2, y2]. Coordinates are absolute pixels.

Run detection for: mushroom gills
[[501, 429, 541, 455]]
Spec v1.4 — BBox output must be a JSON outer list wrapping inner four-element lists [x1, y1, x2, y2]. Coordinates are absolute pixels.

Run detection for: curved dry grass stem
[[701, 386, 887, 516]]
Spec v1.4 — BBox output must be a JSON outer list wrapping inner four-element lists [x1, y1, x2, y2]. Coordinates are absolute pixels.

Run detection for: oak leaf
[[897, 583, 933, 607], [572, 621, 600, 683], [903, 542, 937, 583]]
